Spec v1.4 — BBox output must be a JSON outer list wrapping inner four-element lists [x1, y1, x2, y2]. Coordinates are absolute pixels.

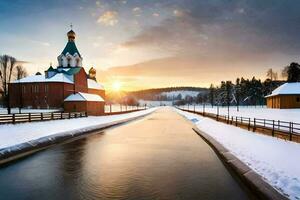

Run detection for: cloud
[[30, 40, 50, 46], [173, 9, 184, 17], [123, 0, 300, 60], [132, 7, 142, 17], [97, 11, 118, 26], [152, 13, 160, 17], [95, 1, 101, 7], [132, 7, 141, 12]]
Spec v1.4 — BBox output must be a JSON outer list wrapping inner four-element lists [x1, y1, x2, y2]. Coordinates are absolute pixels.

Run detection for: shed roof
[[64, 92, 104, 102], [266, 82, 300, 97]]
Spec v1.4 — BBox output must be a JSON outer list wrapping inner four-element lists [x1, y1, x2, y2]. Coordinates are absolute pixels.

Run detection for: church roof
[[63, 67, 82, 75], [12, 73, 73, 84], [266, 82, 300, 97], [61, 41, 81, 57], [64, 92, 104, 102], [47, 66, 82, 75], [87, 79, 105, 90]]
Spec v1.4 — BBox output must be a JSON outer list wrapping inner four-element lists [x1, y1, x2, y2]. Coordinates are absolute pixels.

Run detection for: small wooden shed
[[64, 92, 105, 115], [266, 83, 300, 109]]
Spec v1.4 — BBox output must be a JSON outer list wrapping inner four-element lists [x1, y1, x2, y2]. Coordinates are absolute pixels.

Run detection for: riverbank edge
[[192, 127, 288, 200], [0, 111, 153, 165]]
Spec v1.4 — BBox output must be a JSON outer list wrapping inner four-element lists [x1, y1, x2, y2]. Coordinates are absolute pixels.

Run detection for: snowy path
[[0, 108, 157, 150], [176, 108, 300, 200]]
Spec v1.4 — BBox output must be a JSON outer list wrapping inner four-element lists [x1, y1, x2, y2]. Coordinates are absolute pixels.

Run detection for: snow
[[185, 105, 300, 123], [0, 108, 157, 150], [138, 100, 173, 107], [266, 83, 300, 97], [161, 90, 202, 98], [64, 92, 104, 102], [12, 73, 73, 84], [88, 79, 105, 90], [0, 108, 61, 114], [176, 108, 300, 199]]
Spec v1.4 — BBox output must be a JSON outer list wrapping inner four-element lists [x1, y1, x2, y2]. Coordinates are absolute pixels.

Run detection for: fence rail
[[177, 106, 300, 142], [0, 112, 87, 125]]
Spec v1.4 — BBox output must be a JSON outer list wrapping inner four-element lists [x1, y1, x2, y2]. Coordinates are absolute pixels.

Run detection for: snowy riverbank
[[0, 108, 157, 150], [180, 105, 300, 123], [176, 108, 300, 200]]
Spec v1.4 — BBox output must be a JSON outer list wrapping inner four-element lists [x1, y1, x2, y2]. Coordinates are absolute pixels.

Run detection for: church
[[9, 29, 105, 115]]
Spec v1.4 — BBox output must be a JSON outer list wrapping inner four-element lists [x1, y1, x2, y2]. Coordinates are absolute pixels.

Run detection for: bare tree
[[282, 66, 289, 79], [16, 65, 28, 80], [0, 55, 18, 113], [266, 68, 278, 81]]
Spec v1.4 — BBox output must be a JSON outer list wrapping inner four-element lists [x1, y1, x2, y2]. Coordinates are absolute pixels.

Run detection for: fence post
[[12, 114, 15, 124], [68, 112, 71, 119], [29, 113, 31, 122], [235, 116, 238, 126], [289, 122, 292, 141], [231, 116, 233, 124], [41, 113, 43, 121], [248, 118, 250, 131], [51, 112, 54, 120], [253, 118, 256, 132], [272, 120, 275, 137], [61, 112, 63, 119]]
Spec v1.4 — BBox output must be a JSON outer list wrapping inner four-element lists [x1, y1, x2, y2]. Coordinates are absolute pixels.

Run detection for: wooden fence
[[0, 112, 87, 125], [177, 107, 300, 143]]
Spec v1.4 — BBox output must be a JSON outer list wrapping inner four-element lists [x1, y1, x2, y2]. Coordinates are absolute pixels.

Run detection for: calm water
[[0, 108, 253, 200]]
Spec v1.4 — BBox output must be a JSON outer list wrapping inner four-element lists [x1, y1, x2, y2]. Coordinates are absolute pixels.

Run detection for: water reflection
[[0, 108, 252, 200]]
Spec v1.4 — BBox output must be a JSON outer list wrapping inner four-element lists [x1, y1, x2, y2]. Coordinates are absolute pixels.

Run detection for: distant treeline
[[128, 87, 208, 101], [177, 62, 300, 107]]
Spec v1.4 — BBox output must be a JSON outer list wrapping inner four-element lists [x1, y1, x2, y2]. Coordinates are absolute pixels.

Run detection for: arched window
[[67, 57, 71, 67], [76, 58, 80, 66]]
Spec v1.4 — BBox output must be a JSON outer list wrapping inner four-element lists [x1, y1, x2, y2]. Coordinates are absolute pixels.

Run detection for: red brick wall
[[9, 82, 74, 109], [88, 88, 105, 100], [87, 101, 105, 115], [64, 101, 87, 112], [74, 68, 88, 93], [64, 101, 104, 115]]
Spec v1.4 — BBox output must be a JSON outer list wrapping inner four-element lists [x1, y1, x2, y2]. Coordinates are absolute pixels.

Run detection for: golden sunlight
[[112, 81, 122, 91]]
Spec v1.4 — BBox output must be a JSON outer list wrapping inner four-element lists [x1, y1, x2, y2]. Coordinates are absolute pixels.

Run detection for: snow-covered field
[[176, 108, 300, 199], [161, 90, 202, 98], [138, 100, 173, 107], [180, 105, 300, 123], [0, 108, 61, 114], [0, 108, 157, 150], [0, 106, 144, 114]]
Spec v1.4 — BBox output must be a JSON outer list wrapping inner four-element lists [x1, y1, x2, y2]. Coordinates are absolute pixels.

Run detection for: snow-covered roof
[[12, 73, 73, 84], [64, 92, 104, 102], [266, 83, 300, 97], [87, 79, 104, 90]]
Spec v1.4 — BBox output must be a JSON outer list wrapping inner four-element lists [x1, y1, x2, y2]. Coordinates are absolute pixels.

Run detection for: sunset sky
[[1, 0, 300, 91]]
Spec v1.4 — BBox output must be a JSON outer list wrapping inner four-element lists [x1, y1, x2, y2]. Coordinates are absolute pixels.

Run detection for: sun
[[112, 81, 122, 91]]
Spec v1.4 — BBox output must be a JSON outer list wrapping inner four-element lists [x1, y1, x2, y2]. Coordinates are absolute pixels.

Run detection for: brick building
[[9, 29, 105, 115]]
